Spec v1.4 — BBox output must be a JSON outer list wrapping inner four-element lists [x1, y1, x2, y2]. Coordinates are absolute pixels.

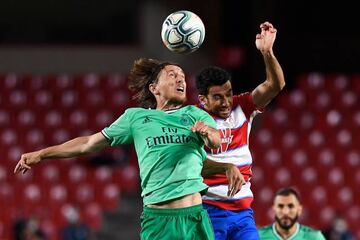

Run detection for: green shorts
[[140, 204, 215, 240]]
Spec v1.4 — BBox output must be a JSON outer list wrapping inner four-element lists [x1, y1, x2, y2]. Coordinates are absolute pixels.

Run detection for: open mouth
[[176, 86, 184, 92], [219, 108, 230, 113]]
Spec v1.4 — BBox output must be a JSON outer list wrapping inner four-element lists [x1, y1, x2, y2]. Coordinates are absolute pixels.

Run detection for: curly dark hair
[[128, 58, 178, 109], [196, 66, 232, 95]]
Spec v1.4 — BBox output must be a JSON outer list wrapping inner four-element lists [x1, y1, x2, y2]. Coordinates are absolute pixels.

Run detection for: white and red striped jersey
[[201, 92, 262, 210]]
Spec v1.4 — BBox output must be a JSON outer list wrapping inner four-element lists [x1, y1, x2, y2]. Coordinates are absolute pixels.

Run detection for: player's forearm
[[203, 127, 221, 149], [39, 136, 98, 160], [202, 159, 233, 176], [252, 52, 285, 108], [263, 51, 285, 93]]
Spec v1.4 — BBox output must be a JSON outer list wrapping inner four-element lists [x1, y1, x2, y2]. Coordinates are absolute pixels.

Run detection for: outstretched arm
[[14, 132, 110, 174], [191, 121, 221, 149], [252, 21, 285, 108]]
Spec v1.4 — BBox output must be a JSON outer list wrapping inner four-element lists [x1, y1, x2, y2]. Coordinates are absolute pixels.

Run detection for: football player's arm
[[14, 132, 110, 174], [202, 159, 245, 197], [252, 22, 285, 108], [191, 121, 220, 149]]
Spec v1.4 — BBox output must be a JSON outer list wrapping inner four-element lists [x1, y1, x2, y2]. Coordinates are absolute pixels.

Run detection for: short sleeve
[[102, 110, 133, 146], [233, 92, 263, 119]]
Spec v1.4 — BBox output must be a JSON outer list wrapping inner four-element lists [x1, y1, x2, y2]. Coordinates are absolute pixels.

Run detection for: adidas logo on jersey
[[142, 116, 152, 124]]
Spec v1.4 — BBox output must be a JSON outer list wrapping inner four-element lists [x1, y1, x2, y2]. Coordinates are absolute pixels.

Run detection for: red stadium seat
[[300, 167, 318, 185], [264, 148, 282, 167], [33, 90, 53, 109], [326, 167, 345, 189], [74, 183, 94, 204], [54, 74, 75, 90], [3, 73, 23, 91], [44, 110, 63, 128], [274, 167, 291, 187], [290, 149, 308, 168], [0, 110, 10, 128], [51, 128, 70, 145], [26, 128, 45, 147], [310, 186, 328, 206], [49, 184, 68, 204], [339, 90, 357, 109], [83, 202, 102, 230], [319, 205, 336, 227], [80, 73, 101, 90], [257, 186, 274, 205], [41, 165, 60, 183], [100, 183, 121, 211], [1, 129, 18, 146], [59, 90, 79, 108], [0, 165, 7, 182], [67, 165, 87, 184]]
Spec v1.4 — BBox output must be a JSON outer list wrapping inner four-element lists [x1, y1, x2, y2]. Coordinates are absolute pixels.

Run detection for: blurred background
[[0, 0, 359, 239]]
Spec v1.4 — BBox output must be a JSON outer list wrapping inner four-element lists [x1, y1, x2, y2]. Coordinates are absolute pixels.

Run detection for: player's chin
[[173, 95, 187, 104], [217, 110, 231, 118]]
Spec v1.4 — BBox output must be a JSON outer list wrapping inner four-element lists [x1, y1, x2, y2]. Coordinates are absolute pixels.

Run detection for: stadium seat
[[74, 183, 94, 204], [310, 186, 328, 205], [300, 167, 318, 185], [100, 183, 121, 211], [273, 167, 291, 187], [83, 202, 102, 230], [44, 109, 62, 126], [319, 205, 336, 227], [290, 149, 308, 168], [33, 90, 53, 109], [67, 165, 87, 184], [0, 110, 10, 128]]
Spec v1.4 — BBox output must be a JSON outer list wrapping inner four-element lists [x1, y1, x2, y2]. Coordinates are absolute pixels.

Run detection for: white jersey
[[201, 92, 262, 210]]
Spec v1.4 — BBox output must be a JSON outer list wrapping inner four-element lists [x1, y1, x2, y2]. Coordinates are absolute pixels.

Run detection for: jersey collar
[[272, 223, 300, 240]]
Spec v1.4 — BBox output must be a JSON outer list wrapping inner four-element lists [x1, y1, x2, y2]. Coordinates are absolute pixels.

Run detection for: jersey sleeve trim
[[101, 129, 111, 141]]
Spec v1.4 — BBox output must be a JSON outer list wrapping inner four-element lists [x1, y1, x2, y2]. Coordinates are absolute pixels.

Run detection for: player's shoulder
[[124, 107, 148, 114], [182, 105, 208, 114], [258, 225, 274, 239], [120, 107, 153, 119], [299, 225, 325, 239], [232, 92, 252, 102], [184, 105, 199, 111]]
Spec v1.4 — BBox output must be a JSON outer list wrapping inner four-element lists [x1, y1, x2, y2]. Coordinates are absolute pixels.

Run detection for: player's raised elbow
[[270, 76, 285, 94], [279, 77, 286, 90]]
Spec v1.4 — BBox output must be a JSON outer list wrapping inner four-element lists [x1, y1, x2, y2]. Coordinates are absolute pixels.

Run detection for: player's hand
[[225, 164, 246, 197], [191, 121, 210, 137], [14, 151, 42, 174], [255, 21, 277, 54]]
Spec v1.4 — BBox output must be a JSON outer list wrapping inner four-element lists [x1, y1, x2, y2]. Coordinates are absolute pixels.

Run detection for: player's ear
[[198, 95, 207, 106], [298, 204, 303, 215], [149, 83, 159, 95]]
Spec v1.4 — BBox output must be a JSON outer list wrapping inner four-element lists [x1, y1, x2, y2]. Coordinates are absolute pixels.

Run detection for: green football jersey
[[258, 223, 326, 240], [102, 106, 217, 205]]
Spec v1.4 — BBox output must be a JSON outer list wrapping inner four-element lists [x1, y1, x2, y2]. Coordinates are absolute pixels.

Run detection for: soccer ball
[[161, 10, 205, 54]]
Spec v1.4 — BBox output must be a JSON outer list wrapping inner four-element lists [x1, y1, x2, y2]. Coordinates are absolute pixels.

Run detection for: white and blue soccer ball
[[161, 10, 205, 54]]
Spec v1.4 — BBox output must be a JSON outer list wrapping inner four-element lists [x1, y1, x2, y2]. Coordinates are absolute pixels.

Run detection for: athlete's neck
[[156, 102, 183, 111], [275, 222, 298, 239]]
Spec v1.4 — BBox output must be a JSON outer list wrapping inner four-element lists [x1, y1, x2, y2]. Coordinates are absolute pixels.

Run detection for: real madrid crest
[[180, 113, 191, 126]]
